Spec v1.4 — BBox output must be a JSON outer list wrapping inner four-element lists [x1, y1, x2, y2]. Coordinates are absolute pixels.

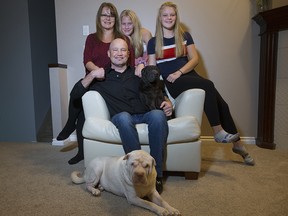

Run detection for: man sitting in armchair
[[69, 38, 173, 193]]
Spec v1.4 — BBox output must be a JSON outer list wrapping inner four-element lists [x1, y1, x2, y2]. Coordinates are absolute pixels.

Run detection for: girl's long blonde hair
[[120, 10, 144, 58], [155, 2, 185, 59]]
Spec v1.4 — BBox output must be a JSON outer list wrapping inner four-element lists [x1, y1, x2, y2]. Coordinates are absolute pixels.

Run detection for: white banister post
[[49, 64, 74, 146]]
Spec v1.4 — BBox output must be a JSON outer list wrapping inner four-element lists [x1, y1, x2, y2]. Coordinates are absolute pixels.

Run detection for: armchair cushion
[[83, 115, 200, 144], [82, 89, 204, 144]]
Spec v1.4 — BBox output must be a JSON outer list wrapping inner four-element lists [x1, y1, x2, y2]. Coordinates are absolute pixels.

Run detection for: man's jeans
[[111, 110, 168, 177]]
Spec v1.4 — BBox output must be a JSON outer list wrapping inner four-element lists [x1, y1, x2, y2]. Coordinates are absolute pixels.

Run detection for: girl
[[147, 2, 254, 166], [120, 9, 152, 77]]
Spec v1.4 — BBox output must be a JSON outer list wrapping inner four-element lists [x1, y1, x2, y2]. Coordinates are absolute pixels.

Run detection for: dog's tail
[[71, 171, 85, 184]]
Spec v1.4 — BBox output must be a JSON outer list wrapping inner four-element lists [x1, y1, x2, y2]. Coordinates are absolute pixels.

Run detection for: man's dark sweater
[[71, 65, 149, 117]]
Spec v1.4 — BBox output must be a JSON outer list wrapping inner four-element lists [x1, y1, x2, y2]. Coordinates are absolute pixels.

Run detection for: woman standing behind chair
[[57, 2, 134, 165], [147, 1, 254, 165], [120, 9, 152, 77]]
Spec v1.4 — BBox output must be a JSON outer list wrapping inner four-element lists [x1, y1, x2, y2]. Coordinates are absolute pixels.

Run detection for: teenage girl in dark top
[[147, 1, 254, 165]]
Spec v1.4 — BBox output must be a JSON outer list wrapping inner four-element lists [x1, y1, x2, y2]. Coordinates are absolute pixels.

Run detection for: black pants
[[64, 80, 88, 156], [165, 70, 237, 134]]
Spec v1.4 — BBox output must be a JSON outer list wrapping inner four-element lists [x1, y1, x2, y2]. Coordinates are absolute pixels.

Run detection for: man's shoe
[[68, 154, 84, 165], [156, 177, 163, 194]]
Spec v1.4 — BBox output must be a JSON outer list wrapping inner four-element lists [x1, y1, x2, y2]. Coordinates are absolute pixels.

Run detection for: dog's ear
[[148, 158, 156, 175], [152, 158, 156, 167], [123, 153, 130, 160]]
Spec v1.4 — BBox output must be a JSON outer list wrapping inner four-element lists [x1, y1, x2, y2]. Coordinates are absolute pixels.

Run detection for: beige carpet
[[0, 141, 287, 216]]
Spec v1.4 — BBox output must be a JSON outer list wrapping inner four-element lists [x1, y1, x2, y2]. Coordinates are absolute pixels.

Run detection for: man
[[70, 38, 173, 193]]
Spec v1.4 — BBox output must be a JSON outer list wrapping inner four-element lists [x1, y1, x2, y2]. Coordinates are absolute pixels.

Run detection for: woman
[[57, 2, 134, 165], [147, 2, 254, 165], [120, 9, 152, 77]]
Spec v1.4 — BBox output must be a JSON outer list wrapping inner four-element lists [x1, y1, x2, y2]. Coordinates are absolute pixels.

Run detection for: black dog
[[139, 65, 166, 110]]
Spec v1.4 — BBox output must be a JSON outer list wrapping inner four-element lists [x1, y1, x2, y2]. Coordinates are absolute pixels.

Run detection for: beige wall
[[54, 0, 287, 140], [272, 0, 288, 8], [274, 30, 288, 149], [273, 0, 288, 149]]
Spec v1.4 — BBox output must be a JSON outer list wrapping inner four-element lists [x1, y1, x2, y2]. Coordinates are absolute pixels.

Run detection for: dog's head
[[141, 65, 160, 84], [123, 150, 156, 186]]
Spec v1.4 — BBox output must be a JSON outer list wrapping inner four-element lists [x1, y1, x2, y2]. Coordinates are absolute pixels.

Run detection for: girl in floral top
[[120, 9, 152, 77]]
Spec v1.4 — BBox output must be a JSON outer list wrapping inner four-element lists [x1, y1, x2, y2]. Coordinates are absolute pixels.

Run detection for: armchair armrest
[[82, 89, 205, 127], [174, 89, 205, 126], [82, 91, 110, 120]]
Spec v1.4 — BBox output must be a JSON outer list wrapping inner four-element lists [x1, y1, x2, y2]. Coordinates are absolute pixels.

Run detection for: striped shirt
[[147, 32, 194, 79]]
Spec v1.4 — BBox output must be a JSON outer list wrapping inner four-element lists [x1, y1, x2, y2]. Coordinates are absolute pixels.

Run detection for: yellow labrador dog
[[71, 150, 181, 216]]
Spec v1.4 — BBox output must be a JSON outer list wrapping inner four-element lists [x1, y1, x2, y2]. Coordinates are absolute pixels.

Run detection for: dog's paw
[[156, 208, 170, 216], [168, 208, 181, 216], [98, 184, 104, 191], [87, 187, 101, 196], [91, 188, 101, 196], [164, 205, 181, 216]]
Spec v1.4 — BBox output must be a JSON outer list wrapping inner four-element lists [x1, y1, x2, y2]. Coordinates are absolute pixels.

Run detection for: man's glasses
[[101, 14, 115, 19]]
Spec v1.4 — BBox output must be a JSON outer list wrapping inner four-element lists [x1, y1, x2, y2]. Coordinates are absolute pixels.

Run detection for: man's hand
[[135, 63, 145, 77], [90, 68, 105, 80], [81, 68, 105, 88], [160, 99, 173, 117]]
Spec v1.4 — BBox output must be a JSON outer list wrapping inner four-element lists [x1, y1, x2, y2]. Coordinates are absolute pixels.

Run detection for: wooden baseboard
[[163, 171, 199, 180]]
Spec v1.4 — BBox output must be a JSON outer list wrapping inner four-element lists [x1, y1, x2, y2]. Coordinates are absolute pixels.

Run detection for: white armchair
[[82, 88, 205, 179]]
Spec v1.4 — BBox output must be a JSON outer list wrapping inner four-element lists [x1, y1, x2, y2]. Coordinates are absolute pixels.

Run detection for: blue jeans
[[111, 110, 168, 177]]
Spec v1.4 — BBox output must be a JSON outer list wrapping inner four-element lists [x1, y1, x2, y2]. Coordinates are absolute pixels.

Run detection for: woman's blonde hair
[[120, 10, 144, 58], [155, 2, 185, 58]]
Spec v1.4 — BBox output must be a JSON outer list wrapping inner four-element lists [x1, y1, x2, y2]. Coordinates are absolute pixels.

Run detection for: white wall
[[54, 0, 267, 138]]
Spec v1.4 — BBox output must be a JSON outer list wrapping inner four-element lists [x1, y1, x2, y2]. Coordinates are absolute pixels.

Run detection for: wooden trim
[[163, 171, 199, 180], [253, 6, 288, 149], [48, 63, 67, 69]]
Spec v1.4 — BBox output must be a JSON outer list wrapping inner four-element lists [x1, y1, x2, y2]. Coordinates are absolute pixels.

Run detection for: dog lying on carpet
[[139, 65, 166, 110], [71, 150, 180, 216]]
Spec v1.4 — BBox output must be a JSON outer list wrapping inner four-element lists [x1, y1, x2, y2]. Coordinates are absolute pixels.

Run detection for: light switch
[[83, 25, 89, 36]]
